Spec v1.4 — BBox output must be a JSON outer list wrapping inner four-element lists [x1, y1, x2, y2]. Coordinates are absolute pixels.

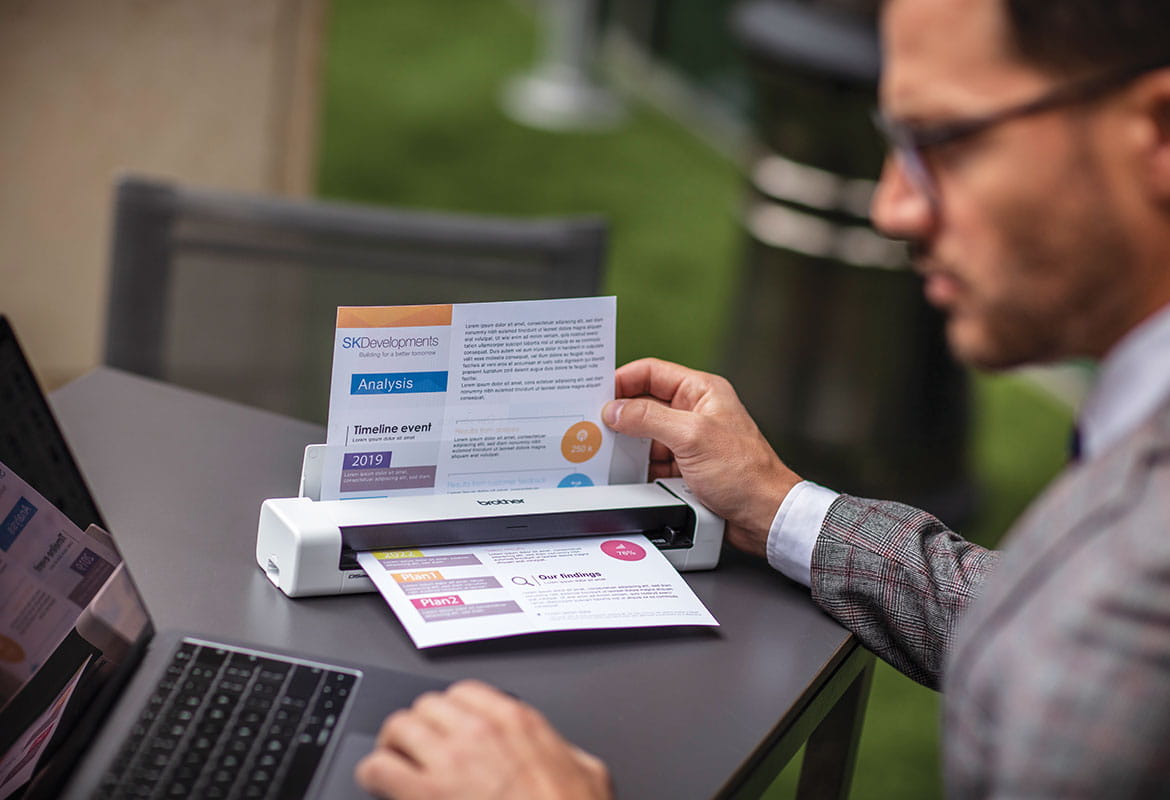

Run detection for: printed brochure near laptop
[[321, 297, 619, 500], [358, 532, 717, 649]]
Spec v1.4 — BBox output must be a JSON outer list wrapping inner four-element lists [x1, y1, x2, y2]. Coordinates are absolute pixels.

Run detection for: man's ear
[[1135, 68, 1170, 201]]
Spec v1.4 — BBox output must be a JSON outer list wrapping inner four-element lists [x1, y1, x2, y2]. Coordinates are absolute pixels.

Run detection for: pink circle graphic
[[600, 540, 647, 562]]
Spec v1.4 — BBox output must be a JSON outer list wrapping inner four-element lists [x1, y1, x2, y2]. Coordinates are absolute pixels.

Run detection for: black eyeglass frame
[[873, 55, 1170, 205]]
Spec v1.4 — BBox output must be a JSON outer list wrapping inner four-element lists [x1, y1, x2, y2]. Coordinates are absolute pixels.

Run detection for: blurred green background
[[317, 1, 1073, 796]]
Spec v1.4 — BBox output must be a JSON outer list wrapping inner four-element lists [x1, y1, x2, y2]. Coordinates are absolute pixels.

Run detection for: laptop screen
[[0, 317, 105, 534], [0, 316, 153, 799]]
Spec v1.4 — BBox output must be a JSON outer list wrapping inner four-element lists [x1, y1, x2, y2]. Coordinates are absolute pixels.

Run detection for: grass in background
[[317, 1, 1073, 797], [318, 0, 744, 370]]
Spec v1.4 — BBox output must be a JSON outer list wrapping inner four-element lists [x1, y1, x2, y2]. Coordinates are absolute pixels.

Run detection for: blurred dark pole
[[724, 0, 974, 522]]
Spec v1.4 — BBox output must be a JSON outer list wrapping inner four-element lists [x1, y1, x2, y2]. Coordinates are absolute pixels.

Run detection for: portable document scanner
[[256, 448, 724, 597]]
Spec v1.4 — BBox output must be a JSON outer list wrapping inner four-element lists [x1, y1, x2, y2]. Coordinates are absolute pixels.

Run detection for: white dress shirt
[[765, 302, 1170, 588]]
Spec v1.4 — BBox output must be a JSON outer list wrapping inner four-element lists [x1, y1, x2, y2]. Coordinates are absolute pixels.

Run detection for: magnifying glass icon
[[512, 576, 536, 587]]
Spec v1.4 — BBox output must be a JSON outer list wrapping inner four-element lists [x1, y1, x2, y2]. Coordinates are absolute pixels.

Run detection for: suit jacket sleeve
[[810, 495, 1001, 690]]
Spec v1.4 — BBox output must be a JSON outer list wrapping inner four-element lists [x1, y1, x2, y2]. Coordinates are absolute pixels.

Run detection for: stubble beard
[[942, 148, 1134, 371]]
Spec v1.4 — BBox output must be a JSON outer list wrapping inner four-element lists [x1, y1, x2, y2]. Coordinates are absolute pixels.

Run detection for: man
[[356, 0, 1170, 796]]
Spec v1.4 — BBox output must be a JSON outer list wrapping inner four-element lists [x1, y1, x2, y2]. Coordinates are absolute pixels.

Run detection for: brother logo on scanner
[[256, 447, 725, 598]]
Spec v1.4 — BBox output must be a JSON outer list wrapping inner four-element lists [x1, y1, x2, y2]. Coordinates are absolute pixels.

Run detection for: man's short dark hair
[[1004, 0, 1170, 76]]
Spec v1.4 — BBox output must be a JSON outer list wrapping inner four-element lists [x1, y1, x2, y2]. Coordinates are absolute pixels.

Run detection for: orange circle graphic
[[561, 421, 602, 463], [0, 634, 25, 663]]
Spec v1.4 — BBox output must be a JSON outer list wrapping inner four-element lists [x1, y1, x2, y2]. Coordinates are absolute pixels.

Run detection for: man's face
[[871, 0, 1139, 369]]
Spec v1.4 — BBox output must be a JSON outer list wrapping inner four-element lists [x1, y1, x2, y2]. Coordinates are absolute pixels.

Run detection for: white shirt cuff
[[765, 480, 839, 587]]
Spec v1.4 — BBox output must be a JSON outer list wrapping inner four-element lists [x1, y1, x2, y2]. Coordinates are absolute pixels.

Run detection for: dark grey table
[[51, 368, 873, 799]]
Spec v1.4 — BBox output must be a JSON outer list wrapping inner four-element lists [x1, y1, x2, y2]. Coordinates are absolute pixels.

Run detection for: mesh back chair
[[103, 176, 608, 423]]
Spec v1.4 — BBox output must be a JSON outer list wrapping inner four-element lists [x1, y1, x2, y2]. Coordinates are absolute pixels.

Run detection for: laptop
[[0, 315, 447, 800]]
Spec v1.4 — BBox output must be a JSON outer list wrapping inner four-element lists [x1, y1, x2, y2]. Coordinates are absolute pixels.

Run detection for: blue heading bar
[[350, 371, 449, 395]]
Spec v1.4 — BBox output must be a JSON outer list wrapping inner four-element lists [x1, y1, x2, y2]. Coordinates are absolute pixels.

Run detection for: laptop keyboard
[[95, 639, 358, 800]]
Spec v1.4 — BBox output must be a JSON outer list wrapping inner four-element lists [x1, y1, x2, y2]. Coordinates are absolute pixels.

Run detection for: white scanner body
[[257, 475, 724, 598]]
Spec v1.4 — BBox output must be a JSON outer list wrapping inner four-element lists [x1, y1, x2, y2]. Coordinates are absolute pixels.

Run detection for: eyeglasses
[[873, 56, 1170, 209]]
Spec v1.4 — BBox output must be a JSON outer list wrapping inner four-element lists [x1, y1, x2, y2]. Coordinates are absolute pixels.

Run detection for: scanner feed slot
[[338, 505, 695, 571]]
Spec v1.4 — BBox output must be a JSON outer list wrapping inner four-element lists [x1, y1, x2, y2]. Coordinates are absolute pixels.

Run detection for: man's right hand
[[602, 358, 801, 559], [354, 680, 611, 800]]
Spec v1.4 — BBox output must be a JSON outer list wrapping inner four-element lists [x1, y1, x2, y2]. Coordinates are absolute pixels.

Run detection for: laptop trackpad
[[315, 733, 377, 799]]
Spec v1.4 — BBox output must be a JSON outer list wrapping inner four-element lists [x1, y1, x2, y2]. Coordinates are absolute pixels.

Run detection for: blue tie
[[1068, 425, 1083, 463]]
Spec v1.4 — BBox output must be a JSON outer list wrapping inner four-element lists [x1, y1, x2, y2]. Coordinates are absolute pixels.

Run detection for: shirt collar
[[1078, 303, 1170, 459]]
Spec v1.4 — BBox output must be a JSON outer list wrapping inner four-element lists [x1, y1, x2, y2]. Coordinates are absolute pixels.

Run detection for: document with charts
[[321, 298, 617, 501], [357, 534, 718, 648], [0, 459, 120, 706]]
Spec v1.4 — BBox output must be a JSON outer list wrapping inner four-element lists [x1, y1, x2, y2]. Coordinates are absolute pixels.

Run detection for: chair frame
[[103, 175, 608, 383]]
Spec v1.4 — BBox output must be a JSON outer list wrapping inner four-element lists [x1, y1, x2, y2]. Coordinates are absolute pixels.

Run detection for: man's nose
[[870, 154, 935, 242]]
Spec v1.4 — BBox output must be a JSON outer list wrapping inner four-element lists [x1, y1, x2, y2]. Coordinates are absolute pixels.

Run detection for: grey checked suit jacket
[[811, 397, 1170, 798]]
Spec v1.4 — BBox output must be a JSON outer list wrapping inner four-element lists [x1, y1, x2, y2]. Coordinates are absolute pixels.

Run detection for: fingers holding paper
[[602, 358, 801, 559], [355, 680, 612, 800]]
